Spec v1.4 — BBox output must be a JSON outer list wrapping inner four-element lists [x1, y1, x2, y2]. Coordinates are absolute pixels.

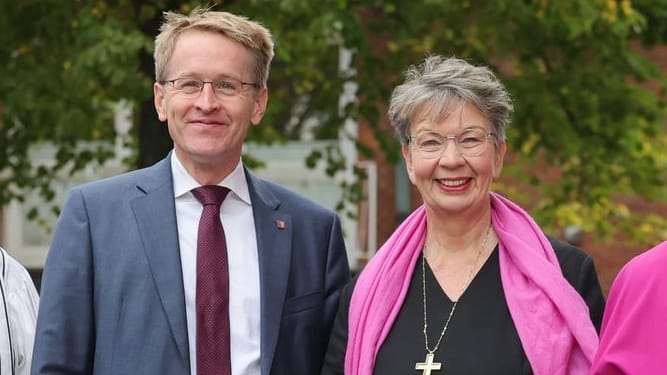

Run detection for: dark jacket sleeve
[[548, 236, 605, 332], [320, 275, 357, 375]]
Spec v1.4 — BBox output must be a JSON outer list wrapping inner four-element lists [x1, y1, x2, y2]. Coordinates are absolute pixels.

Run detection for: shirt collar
[[170, 151, 251, 205]]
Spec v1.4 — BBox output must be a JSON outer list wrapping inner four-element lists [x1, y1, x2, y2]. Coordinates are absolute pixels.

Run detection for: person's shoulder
[[0, 247, 34, 286], [247, 172, 337, 215], [1, 246, 24, 270], [617, 241, 667, 281], [73, 158, 169, 195], [605, 241, 667, 311], [547, 235, 592, 265]]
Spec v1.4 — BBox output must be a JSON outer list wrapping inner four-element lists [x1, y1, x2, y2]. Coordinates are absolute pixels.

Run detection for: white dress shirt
[[0, 247, 39, 375], [171, 153, 261, 375]]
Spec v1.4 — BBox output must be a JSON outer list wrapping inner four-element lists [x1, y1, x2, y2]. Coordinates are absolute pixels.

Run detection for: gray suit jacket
[[31, 156, 350, 374]]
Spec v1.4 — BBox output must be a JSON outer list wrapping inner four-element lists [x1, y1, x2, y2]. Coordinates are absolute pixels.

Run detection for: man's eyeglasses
[[408, 129, 496, 159], [160, 78, 259, 98]]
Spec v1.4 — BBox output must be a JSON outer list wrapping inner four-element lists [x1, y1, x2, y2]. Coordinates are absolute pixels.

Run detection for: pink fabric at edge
[[345, 192, 598, 375], [589, 240, 667, 375]]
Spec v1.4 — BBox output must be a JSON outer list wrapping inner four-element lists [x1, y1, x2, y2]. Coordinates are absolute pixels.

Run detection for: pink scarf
[[345, 192, 598, 375]]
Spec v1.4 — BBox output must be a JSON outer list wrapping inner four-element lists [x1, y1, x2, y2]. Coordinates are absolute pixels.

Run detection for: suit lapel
[[130, 157, 190, 368], [246, 171, 292, 375], [128, 163, 292, 373]]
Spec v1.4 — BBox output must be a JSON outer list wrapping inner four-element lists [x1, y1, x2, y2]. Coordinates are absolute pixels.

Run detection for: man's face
[[154, 29, 267, 183]]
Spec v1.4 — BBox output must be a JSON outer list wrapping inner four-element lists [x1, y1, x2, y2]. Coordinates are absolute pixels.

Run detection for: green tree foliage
[[0, 1, 151, 217], [2, 0, 667, 244]]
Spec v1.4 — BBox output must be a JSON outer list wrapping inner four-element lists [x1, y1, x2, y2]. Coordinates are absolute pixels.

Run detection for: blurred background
[[2, 0, 667, 295]]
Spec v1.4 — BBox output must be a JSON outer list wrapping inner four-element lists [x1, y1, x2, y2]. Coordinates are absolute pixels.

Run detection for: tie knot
[[192, 185, 230, 207]]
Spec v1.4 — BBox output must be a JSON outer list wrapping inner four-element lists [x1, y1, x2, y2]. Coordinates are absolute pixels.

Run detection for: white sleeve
[[0, 259, 13, 375], [1, 248, 40, 375]]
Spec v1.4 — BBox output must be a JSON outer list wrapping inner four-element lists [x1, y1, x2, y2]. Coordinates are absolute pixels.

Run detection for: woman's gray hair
[[388, 55, 513, 144]]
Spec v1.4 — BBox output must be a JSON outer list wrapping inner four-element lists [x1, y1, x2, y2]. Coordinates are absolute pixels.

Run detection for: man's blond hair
[[154, 7, 274, 88]]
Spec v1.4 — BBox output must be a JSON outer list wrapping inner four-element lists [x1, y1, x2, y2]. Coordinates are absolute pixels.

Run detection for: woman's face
[[402, 101, 506, 217]]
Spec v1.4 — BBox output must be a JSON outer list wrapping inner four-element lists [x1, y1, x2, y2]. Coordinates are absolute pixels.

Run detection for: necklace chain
[[421, 225, 492, 355]]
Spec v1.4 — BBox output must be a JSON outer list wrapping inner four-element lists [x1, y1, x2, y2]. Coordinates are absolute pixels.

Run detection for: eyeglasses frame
[[407, 129, 497, 159], [159, 77, 260, 98]]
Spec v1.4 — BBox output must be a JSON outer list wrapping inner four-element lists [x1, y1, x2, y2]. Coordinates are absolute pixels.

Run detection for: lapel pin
[[276, 220, 287, 229]]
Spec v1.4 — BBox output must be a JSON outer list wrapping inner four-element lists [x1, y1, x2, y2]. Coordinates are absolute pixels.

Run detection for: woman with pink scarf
[[320, 56, 603, 375]]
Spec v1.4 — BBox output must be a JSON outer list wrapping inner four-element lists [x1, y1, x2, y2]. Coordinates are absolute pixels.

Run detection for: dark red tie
[[192, 185, 232, 375]]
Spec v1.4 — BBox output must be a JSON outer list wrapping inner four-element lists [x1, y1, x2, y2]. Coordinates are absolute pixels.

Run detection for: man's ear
[[154, 82, 167, 122], [250, 88, 268, 126]]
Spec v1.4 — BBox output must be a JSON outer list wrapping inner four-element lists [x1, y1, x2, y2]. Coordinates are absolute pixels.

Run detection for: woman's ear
[[493, 140, 506, 179], [402, 143, 417, 185]]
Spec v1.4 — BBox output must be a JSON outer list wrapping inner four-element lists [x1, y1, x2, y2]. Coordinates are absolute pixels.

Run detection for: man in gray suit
[[31, 8, 350, 375]]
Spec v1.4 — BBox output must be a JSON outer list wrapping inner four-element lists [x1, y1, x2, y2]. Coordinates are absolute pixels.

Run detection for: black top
[[320, 236, 605, 375]]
